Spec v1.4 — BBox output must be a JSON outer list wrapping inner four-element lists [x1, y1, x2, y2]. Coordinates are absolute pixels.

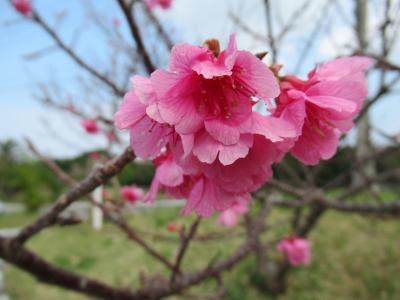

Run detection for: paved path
[[0, 229, 19, 239]]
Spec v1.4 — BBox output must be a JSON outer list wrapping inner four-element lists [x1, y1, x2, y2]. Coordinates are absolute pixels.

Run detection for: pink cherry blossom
[[81, 119, 99, 134], [147, 34, 287, 165], [277, 236, 311, 266], [217, 201, 249, 227], [12, 0, 32, 16], [116, 34, 295, 166], [121, 185, 144, 203], [274, 56, 373, 165], [145, 0, 173, 10]]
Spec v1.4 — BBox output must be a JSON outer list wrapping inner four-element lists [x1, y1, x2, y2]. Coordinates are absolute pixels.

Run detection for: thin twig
[[170, 216, 201, 283], [117, 0, 156, 74], [12, 147, 135, 246], [264, 0, 277, 63], [29, 8, 124, 96], [25, 141, 175, 271]]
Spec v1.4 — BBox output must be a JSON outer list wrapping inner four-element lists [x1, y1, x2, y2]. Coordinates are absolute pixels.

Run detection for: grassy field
[[1, 206, 400, 300]]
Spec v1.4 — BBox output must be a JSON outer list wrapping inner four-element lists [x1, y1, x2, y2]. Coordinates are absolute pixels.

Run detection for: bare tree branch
[[117, 0, 156, 74], [171, 216, 201, 283], [28, 7, 125, 96], [11, 147, 135, 246]]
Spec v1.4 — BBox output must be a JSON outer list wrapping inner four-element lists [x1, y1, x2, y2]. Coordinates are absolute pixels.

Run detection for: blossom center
[[194, 71, 256, 120]]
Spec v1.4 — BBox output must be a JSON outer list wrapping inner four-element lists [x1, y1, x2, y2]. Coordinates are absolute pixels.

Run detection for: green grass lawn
[[1, 206, 400, 300]]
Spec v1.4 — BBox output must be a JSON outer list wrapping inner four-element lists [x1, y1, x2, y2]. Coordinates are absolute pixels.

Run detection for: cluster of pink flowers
[[274, 57, 372, 165], [115, 34, 372, 217], [277, 236, 311, 266], [145, 0, 172, 10]]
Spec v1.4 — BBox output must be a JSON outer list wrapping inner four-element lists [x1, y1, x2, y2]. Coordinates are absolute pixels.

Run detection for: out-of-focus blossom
[[121, 185, 144, 203], [102, 190, 110, 200], [166, 223, 183, 233], [274, 56, 373, 165], [217, 201, 249, 227], [81, 119, 99, 134], [12, 0, 32, 16], [106, 131, 116, 142], [66, 103, 75, 112], [145, 0, 173, 10], [277, 236, 311, 266], [112, 17, 120, 27], [90, 152, 101, 160]]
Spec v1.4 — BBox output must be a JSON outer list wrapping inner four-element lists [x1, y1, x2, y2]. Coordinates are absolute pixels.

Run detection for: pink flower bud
[[12, 0, 32, 16], [81, 119, 99, 134], [166, 223, 183, 233], [145, 0, 173, 10]]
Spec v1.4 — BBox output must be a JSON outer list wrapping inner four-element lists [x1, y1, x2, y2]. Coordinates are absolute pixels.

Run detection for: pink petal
[[145, 178, 160, 203], [156, 158, 184, 187], [217, 209, 238, 227], [154, 71, 203, 133], [316, 56, 374, 81], [192, 60, 232, 79], [218, 134, 253, 165], [251, 112, 298, 142], [291, 126, 340, 165], [234, 51, 280, 100], [306, 95, 357, 113], [132, 75, 156, 105], [306, 80, 367, 114], [181, 178, 206, 215], [204, 118, 240, 145], [180, 134, 194, 157], [129, 117, 172, 159], [114, 92, 146, 129], [193, 131, 220, 164], [218, 33, 238, 72], [169, 43, 209, 73]]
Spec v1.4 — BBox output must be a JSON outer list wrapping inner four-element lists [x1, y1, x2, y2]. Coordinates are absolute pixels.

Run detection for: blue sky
[[1, 0, 399, 157]]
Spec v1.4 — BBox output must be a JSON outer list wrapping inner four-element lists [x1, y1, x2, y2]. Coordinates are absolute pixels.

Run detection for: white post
[[0, 259, 10, 300], [92, 185, 103, 230]]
